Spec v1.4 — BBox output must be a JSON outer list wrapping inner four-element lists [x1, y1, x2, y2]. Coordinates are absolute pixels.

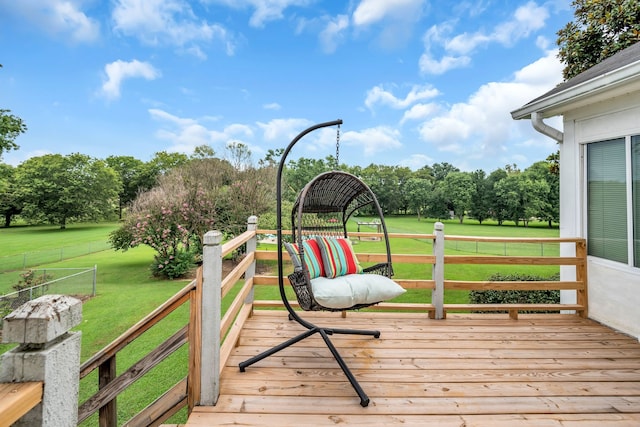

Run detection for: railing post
[[0, 294, 82, 426], [244, 216, 258, 307], [432, 222, 445, 319], [188, 267, 203, 412], [200, 230, 223, 405], [575, 240, 588, 318], [98, 357, 117, 426]]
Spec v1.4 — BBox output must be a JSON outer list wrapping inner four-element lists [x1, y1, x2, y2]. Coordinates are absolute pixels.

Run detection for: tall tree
[[225, 141, 252, 171], [393, 166, 413, 214], [0, 163, 22, 227], [15, 154, 121, 228], [525, 160, 559, 227], [557, 0, 640, 80], [494, 174, 523, 225], [283, 157, 330, 202], [442, 171, 474, 223], [105, 155, 145, 219], [0, 109, 26, 157], [426, 181, 452, 220], [431, 162, 460, 182], [487, 168, 509, 225], [405, 177, 432, 220], [191, 144, 216, 159], [135, 151, 190, 193], [468, 169, 490, 224], [360, 164, 404, 214]]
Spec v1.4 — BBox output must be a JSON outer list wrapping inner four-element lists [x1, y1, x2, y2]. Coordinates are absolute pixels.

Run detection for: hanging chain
[[335, 124, 340, 167]]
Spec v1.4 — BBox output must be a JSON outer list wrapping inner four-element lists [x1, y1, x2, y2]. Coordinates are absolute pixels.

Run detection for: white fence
[[0, 267, 97, 320], [0, 241, 110, 272]]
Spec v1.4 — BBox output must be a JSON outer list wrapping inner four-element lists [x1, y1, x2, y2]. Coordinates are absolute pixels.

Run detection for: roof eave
[[511, 61, 640, 120]]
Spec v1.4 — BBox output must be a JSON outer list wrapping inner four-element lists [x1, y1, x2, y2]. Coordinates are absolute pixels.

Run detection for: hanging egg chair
[[239, 119, 405, 407]]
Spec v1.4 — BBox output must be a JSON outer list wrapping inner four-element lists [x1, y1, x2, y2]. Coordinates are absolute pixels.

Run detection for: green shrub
[[150, 250, 195, 279], [469, 272, 560, 312]]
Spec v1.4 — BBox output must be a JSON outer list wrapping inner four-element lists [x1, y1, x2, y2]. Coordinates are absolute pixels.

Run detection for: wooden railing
[[251, 224, 588, 319], [77, 279, 196, 426], [0, 382, 43, 425], [73, 218, 587, 425], [75, 222, 258, 426]]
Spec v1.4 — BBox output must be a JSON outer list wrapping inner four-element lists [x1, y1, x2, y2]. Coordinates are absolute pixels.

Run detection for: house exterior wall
[[561, 93, 640, 340]]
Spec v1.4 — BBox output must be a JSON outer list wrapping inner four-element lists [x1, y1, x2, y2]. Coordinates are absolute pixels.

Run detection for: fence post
[[432, 222, 445, 319], [0, 294, 82, 426], [244, 216, 258, 306], [200, 230, 223, 406], [92, 264, 97, 297]]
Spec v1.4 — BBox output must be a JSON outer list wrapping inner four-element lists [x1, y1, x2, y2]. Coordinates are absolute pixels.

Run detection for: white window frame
[[582, 134, 640, 269]]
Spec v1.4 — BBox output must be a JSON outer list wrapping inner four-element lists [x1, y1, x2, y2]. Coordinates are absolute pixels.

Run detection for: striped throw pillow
[[283, 239, 325, 279], [315, 237, 362, 278]]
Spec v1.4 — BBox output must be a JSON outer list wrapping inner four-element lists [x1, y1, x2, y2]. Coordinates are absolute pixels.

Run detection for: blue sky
[[0, 0, 572, 172]]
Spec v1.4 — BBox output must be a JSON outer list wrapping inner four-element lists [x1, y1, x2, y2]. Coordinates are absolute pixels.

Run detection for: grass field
[[0, 216, 559, 424], [0, 222, 119, 255]]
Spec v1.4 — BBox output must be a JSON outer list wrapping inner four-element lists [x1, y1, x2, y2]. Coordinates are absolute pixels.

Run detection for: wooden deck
[[184, 310, 640, 426]]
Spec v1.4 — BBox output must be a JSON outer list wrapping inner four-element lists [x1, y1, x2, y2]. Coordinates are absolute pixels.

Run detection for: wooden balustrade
[[253, 225, 587, 320]]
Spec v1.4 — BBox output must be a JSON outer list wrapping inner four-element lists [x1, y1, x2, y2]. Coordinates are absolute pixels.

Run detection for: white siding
[[562, 93, 640, 340]]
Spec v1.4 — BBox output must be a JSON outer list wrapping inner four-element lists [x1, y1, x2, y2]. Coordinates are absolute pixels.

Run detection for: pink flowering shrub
[[109, 157, 276, 280], [110, 176, 217, 279]]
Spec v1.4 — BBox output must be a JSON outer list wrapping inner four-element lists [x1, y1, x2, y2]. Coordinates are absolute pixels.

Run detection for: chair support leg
[[318, 329, 370, 407], [239, 323, 378, 407], [329, 327, 380, 338], [239, 327, 319, 372]]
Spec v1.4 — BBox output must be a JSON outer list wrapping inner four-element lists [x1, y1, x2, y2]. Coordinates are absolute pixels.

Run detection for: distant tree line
[[0, 147, 560, 229], [281, 153, 559, 228], [0, 143, 559, 278]]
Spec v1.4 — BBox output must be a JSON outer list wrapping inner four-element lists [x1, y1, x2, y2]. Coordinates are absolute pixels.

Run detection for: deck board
[[185, 311, 640, 426]]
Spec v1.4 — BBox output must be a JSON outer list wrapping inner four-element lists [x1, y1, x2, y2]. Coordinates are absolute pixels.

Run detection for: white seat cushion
[[311, 274, 406, 309]]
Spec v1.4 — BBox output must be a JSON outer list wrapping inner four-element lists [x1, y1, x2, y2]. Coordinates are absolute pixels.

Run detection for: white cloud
[[99, 60, 160, 100], [263, 102, 281, 110], [352, 0, 425, 49], [1, 0, 99, 43], [492, 1, 549, 45], [319, 14, 349, 54], [419, 22, 471, 74], [206, 0, 311, 28], [417, 50, 563, 168], [419, 1, 550, 75], [112, 0, 236, 56], [341, 126, 402, 156], [352, 0, 425, 27], [257, 118, 314, 142], [365, 84, 440, 111], [399, 153, 433, 170], [400, 103, 439, 125], [149, 109, 255, 153], [419, 54, 471, 75], [225, 123, 254, 139]]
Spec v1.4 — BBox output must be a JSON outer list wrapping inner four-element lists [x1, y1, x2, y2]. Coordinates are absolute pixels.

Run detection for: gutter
[[531, 111, 563, 143]]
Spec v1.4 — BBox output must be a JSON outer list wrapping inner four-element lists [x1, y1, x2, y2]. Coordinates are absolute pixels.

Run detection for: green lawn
[[0, 216, 560, 424], [0, 222, 119, 255]]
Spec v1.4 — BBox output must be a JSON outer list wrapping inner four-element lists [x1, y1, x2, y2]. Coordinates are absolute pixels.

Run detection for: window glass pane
[[587, 138, 627, 263], [633, 135, 640, 267]]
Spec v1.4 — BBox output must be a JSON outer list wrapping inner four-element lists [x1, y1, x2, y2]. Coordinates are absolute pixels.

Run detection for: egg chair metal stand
[[238, 119, 394, 407]]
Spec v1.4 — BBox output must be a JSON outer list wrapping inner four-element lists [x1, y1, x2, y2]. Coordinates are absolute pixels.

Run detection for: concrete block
[[0, 331, 81, 426], [2, 295, 82, 344]]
